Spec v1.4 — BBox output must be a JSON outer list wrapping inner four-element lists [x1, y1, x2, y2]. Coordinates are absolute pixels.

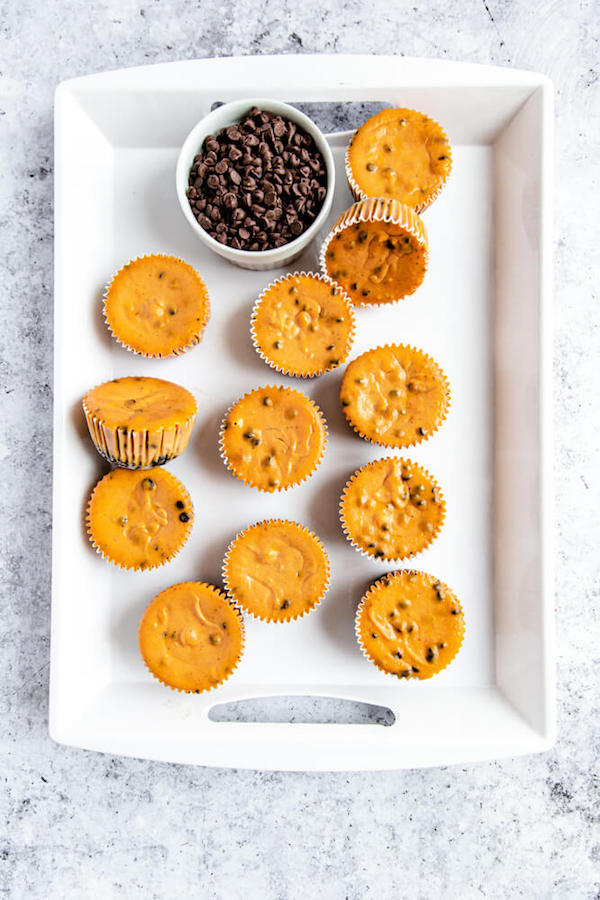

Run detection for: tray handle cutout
[[208, 696, 395, 726]]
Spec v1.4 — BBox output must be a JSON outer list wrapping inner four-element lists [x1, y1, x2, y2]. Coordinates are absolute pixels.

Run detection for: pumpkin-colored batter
[[340, 344, 450, 448], [356, 570, 465, 680], [220, 386, 327, 492], [340, 457, 445, 561], [104, 255, 210, 358], [321, 199, 428, 306], [138, 582, 244, 692], [86, 467, 193, 571], [83, 376, 197, 468], [223, 519, 330, 622], [251, 273, 355, 377], [346, 108, 452, 211]]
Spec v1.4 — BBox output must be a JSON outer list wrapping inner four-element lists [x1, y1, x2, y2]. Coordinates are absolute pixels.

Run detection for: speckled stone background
[[1, 0, 599, 897]]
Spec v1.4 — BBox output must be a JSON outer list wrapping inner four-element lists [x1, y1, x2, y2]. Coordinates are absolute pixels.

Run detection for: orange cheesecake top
[[340, 457, 445, 561], [220, 386, 327, 492], [83, 376, 197, 431], [323, 201, 427, 306], [251, 273, 355, 377], [139, 582, 244, 692], [104, 255, 210, 357], [87, 467, 193, 570], [347, 108, 452, 210], [340, 344, 450, 448], [357, 570, 465, 680], [223, 519, 330, 622]]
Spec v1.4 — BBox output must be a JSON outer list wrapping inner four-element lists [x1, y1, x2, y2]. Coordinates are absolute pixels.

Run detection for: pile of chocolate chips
[[186, 107, 328, 252]]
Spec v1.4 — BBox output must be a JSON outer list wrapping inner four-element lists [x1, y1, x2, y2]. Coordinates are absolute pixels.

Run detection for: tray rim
[[51, 54, 555, 771]]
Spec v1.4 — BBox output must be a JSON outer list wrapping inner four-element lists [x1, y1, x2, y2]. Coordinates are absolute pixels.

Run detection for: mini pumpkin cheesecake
[[83, 376, 197, 468], [320, 198, 428, 306], [251, 272, 356, 377], [340, 344, 450, 448], [139, 582, 244, 692], [340, 457, 445, 561], [345, 108, 452, 211], [220, 385, 327, 492], [86, 467, 193, 571], [223, 519, 330, 622], [104, 255, 210, 358], [356, 570, 465, 680]]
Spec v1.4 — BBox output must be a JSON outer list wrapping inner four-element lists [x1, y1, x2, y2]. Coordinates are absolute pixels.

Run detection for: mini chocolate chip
[[179, 512, 190, 523], [175, 500, 185, 509]]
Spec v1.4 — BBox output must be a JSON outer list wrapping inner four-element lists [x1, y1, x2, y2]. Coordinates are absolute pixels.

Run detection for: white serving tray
[[51, 55, 554, 770]]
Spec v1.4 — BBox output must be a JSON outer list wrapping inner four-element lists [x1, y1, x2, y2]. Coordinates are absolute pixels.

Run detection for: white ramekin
[[175, 98, 335, 272]]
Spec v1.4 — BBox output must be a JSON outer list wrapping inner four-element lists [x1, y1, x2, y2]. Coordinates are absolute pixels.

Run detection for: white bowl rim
[[175, 97, 336, 263]]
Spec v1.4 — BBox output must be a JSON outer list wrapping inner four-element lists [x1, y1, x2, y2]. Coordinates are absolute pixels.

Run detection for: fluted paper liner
[[82, 378, 197, 469], [219, 385, 328, 493], [222, 518, 331, 622], [103, 254, 211, 359], [340, 343, 451, 449], [86, 468, 194, 571], [318, 197, 429, 307], [250, 271, 356, 378], [138, 582, 245, 693], [355, 569, 465, 681], [339, 456, 445, 562], [344, 109, 452, 212]]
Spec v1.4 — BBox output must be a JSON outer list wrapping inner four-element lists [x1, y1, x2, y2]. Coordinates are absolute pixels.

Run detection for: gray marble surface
[[1, 0, 599, 897]]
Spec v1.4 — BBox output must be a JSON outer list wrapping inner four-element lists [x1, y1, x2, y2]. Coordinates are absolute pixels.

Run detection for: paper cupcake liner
[[138, 582, 245, 693], [318, 198, 429, 308], [249, 271, 357, 378], [339, 456, 446, 562], [103, 254, 211, 359], [222, 518, 331, 623], [340, 343, 451, 449], [83, 389, 197, 470], [86, 470, 194, 571], [344, 114, 452, 213], [355, 569, 465, 681], [218, 385, 328, 493]]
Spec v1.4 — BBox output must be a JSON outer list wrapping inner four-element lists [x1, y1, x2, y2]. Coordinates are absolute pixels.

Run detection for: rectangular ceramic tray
[[51, 55, 554, 770]]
